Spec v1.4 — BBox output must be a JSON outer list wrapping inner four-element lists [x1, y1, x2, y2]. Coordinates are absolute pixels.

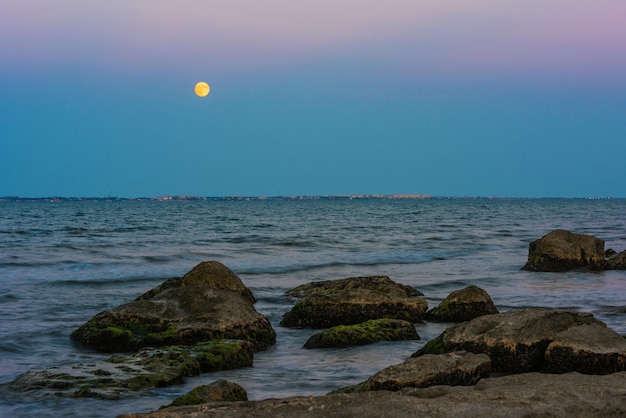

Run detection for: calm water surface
[[1, 198, 625, 417]]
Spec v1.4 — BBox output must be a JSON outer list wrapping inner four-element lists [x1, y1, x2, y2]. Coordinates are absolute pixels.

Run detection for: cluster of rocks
[[7, 228, 626, 417], [522, 229, 626, 272], [8, 261, 275, 399]]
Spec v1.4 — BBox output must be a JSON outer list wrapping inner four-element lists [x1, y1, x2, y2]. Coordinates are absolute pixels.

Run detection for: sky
[[1, 1, 625, 198]]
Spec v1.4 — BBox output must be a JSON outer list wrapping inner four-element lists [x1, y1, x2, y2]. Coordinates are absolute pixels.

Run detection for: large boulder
[[119, 372, 626, 418], [280, 276, 428, 328], [413, 308, 626, 375], [426, 285, 498, 322], [71, 261, 276, 352], [303, 318, 419, 349], [340, 351, 491, 393], [8, 340, 253, 400], [522, 229, 608, 271]]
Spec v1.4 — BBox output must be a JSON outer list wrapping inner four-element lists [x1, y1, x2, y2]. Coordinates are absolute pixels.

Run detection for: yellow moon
[[194, 82, 210, 97]]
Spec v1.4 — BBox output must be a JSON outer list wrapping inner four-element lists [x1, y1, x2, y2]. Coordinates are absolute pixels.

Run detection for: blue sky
[[1, 1, 625, 198]]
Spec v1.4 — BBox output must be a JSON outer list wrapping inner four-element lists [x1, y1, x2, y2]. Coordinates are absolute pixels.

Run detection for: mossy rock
[[71, 261, 276, 352], [164, 380, 248, 408], [281, 276, 428, 328], [304, 318, 420, 349], [8, 340, 254, 400]]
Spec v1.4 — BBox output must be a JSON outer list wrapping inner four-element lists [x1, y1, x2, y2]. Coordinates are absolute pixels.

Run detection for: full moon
[[194, 82, 210, 97]]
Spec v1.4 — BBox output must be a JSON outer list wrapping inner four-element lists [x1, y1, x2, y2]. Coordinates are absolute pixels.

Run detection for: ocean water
[[0, 198, 625, 417]]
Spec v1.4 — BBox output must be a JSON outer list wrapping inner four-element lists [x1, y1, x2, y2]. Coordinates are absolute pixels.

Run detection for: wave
[[55, 275, 166, 287], [237, 256, 437, 276]]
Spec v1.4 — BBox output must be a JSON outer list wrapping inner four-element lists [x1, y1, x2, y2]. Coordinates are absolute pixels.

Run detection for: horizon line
[[0, 194, 619, 201]]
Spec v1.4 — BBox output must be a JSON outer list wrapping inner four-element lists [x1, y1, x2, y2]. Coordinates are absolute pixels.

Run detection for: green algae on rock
[[8, 340, 254, 400], [281, 276, 427, 328], [304, 318, 419, 349], [163, 380, 248, 408], [71, 261, 276, 352]]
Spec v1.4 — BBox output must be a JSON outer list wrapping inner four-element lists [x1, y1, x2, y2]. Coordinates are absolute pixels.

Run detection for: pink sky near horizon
[[3, 0, 626, 84]]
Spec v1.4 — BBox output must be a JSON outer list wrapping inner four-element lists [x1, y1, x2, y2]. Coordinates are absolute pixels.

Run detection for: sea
[[0, 197, 625, 417]]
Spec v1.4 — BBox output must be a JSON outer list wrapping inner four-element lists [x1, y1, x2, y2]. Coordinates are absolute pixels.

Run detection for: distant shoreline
[[0, 195, 617, 202]]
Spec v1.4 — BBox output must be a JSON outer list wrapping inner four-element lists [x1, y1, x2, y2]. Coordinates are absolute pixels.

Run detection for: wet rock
[[71, 261, 276, 352], [164, 380, 247, 408], [522, 229, 608, 271], [607, 250, 626, 270], [413, 308, 626, 375], [119, 372, 626, 418], [303, 318, 419, 349], [8, 340, 253, 400], [340, 351, 491, 393], [280, 276, 427, 328], [426, 285, 498, 322], [544, 323, 626, 374]]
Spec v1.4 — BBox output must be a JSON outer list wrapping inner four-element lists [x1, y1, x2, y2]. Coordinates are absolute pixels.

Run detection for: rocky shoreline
[[5, 230, 626, 417]]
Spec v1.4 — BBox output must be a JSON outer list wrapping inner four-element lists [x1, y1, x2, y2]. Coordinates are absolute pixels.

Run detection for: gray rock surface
[[522, 229, 608, 271], [280, 276, 427, 328], [119, 371, 626, 418], [414, 308, 626, 374], [426, 285, 498, 322], [340, 351, 491, 392], [71, 261, 276, 352]]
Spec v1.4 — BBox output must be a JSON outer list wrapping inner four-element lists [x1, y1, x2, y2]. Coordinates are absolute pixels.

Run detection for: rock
[[544, 323, 626, 374], [71, 261, 276, 352], [522, 229, 608, 271], [426, 285, 498, 322], [607, 250, 626, 270], [303, 318, 419, 349], [340, 351, 491, 393], [139, 261, 257, 303], [119, 372, 626, 418], [164, 380, 247, 408], [280, 276, 428, 328], [413, 308, 626, 375], [8, 340, 253, 400]]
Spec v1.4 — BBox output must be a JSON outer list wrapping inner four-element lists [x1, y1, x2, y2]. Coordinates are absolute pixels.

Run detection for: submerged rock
[[8, 340, 253, 400], [119, 372, 626, 418], [522, 229, 608, 271], [280, 276, 427, 328], [71, 261, 276, 352], [303, 318, 419, 349], [426, 285, 498, 322], [414, 308, 626, 375], [164, 380, 248, 408], [339, 351, 491, 393]]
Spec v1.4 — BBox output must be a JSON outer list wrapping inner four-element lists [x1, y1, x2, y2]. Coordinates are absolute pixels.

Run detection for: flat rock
[[71, 261, 276, 352], [119, 371, 626, 418], [414, 308, 626, 374], [545, 323, 626, 374], [340, 351, 491, 393], [8, 340, 253, 400], [522, 229, 608, 271], [303, 318, 419, 349], [280, 276, 428, 328], [426, 285, 498, 322]]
